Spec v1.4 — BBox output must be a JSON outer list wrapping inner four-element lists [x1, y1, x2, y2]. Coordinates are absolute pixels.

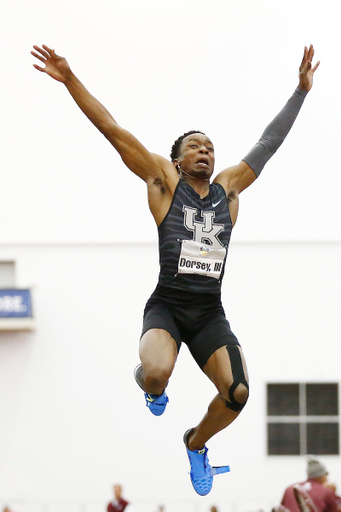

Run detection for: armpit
[[227, 189, 236, 203], [153, 176, 166, 194]]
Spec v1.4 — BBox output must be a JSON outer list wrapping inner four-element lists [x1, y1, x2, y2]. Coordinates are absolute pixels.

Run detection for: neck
[[177, 162, 211, 184], [180, 173, 211, 199], [179, 167, 210, 182]]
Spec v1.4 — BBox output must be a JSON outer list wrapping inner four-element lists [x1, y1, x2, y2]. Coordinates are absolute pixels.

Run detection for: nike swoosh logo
[[212, 199, 222, 208]]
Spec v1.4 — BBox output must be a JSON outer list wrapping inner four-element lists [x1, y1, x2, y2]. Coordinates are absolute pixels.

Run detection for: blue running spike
[[134, 364, 169, 416], [210, 465, 230, 476], [184, 429, 230, 496], [145, 391, 169, 416]]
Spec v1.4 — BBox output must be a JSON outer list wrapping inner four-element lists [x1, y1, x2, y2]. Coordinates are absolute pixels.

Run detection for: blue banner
[[0, 289, 33, 318]]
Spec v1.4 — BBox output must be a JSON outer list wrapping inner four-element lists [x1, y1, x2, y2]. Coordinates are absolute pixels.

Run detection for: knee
[[143, 363, 172, 392], [222, 344, 249, 413], [225, 382, 249, 413], [233, 382, 249, 404]]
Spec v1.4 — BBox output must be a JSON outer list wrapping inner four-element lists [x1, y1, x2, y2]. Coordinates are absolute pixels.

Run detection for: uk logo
[[182, 205, 224, 249]]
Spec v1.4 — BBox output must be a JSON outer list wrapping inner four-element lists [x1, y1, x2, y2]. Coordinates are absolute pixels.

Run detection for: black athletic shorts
[[141, 285, 240, 369]]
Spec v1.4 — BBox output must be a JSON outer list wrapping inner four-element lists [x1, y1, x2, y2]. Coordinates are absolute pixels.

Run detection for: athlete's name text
[[179, 258, 222, 273]]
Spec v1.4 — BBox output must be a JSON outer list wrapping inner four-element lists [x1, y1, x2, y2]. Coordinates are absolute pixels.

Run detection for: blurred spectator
[[107, 484, 134, 512], [210, 507, 218, 512], [324, 484, 341, 512], [280, 457, 338, 512]]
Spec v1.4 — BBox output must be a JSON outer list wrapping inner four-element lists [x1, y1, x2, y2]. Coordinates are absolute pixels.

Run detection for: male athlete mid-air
[[32, 43, 319, 496]]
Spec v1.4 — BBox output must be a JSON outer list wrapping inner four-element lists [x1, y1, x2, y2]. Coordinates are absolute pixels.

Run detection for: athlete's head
[[170, 130, 206, 162], [171, 131, 215, 179]]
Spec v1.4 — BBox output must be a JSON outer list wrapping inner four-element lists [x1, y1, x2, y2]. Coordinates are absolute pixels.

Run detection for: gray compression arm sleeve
[[242, 87, 308, 177]]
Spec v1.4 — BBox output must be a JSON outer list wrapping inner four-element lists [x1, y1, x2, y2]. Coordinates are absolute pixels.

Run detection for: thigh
[[141, 304, 181, 349], [187, 315, 240, 370], [140, 304, 181, 372], [140, 328, 178, 374], [203, 344, 249, 395]]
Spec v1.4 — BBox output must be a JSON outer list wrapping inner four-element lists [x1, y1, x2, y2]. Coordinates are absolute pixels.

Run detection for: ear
[[173, 159, 181, 174]]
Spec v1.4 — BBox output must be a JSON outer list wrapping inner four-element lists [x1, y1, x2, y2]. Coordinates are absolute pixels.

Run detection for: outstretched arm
[[215, 45, 320, 196], [31, 45, 165, 183]]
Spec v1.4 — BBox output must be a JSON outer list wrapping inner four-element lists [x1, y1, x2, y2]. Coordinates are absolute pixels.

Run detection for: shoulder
[[214, 161, 257, 196], [284, 484, 296, 493], [151, 153, 178, 178], [149, 153, 179, 193]]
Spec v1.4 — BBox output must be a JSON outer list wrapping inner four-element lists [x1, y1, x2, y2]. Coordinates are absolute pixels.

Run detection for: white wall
[[0, 241, 340, 512], [1, 0, 341, 244]]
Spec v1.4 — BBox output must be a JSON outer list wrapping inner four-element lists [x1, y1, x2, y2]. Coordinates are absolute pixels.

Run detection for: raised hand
[[31, 45, 72, 83], [298, 44, 320, 92]]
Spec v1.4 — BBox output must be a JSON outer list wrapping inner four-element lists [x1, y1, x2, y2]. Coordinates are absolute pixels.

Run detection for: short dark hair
[[170, 130, 206, 162]]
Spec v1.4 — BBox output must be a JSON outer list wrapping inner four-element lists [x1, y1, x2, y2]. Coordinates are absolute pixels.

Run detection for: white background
[[1, 0, 340, 244]]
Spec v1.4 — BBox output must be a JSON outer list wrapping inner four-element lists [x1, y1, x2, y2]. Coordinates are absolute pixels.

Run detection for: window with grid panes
[[267, 383, 339, 456]]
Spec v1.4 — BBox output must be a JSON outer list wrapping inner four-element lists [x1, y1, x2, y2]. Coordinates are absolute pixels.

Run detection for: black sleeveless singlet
[[155, 180, 233, 295]]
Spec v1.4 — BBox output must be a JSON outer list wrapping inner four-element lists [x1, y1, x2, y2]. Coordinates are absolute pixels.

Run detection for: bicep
[[105, 123, 164, 182], [214, 161, 257, 195]]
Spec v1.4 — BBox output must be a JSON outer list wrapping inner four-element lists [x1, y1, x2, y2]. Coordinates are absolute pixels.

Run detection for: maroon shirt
[[107, 498, 129, 512], [281, 479, 338, 512]]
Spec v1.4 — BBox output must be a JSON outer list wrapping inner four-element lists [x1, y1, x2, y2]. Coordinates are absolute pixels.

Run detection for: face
[[176, 133, 215, 179]]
